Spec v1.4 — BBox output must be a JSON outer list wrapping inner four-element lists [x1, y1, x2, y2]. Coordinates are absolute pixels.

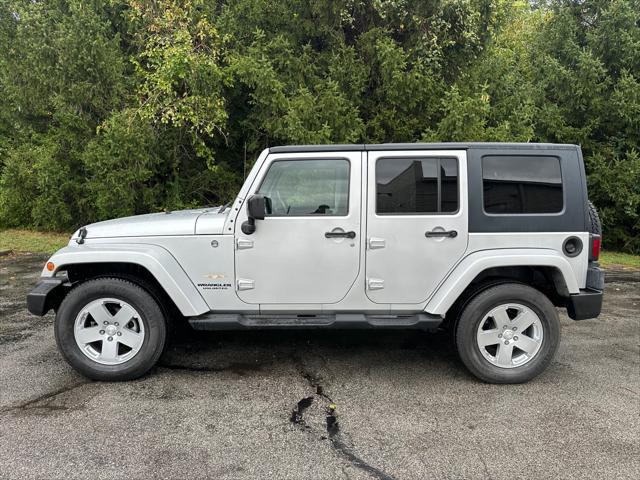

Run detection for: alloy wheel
[[74, 298, 145, 365], [476, 303, 544, 369]]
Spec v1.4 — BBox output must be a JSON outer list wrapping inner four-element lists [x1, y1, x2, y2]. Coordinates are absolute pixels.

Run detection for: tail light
[[589, 234, 601, 261]]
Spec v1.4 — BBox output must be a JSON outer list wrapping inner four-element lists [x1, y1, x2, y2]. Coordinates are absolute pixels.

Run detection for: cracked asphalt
[[0, 253, 639, 480]]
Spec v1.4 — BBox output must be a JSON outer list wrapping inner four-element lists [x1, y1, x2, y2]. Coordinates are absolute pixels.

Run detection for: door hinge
[[236, 238, 254, 250], [368, 237, 386, 249], [367, 278, 385, 290], [237, 278, 255, 291]]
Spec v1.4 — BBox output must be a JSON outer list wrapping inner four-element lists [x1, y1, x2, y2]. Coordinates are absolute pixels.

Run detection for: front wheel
[[455, 283, 560, 384], [55, 278, 167, 381]]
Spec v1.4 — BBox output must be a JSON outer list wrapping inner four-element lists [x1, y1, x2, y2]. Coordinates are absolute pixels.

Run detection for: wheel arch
[[425, 248, 579, 317], [63, 263, 181, 319], [41, 244, 209, 317]]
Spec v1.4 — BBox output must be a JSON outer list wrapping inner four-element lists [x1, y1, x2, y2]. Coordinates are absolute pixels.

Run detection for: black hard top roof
[[269, 142, 578, 153]]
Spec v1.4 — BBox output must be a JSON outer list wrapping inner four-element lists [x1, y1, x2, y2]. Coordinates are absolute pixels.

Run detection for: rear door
[[365, 150, 468, 304]]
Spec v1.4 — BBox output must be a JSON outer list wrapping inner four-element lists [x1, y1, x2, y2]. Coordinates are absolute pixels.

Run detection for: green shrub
[[0, 0, 638, 251]]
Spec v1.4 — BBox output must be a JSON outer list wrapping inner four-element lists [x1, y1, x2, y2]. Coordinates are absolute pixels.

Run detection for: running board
[[188, 313, 442, 331]]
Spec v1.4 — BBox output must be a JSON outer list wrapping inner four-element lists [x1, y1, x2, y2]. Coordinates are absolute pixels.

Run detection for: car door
[[235, 152, 362, 305], [365, 150, 468, 304]]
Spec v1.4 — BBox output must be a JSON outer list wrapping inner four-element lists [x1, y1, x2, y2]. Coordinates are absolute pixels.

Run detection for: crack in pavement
[[290, 396, 314, 425], [0, 381, 90, 415], [291, 356, 396, 480], [164, 354, 395, 479], [328, 435, 395, 480]]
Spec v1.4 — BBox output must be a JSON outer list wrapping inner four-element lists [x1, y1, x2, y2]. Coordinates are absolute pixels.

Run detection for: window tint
[[440, 158, 458, 213], [258, 159, 349, 216], [482, 155, 563, 214], [376, 157, 458, 214]]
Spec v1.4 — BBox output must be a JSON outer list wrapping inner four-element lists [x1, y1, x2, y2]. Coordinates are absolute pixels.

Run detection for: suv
[[27, 143, 604, 383]]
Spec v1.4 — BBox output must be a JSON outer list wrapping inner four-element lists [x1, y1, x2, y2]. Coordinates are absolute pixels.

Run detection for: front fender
[[41, 243, 209, 317], [425, 248, 580, 316]]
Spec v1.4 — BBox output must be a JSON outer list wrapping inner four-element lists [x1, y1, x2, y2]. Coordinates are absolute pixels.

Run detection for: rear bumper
[[26, 278, 66, 316], [566, 263, 604, 320], [567, 288, 603, 320]]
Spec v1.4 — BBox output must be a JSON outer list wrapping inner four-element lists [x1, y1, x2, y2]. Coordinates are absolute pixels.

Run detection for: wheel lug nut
[[503, 325, 508, 329], [498, 334, 502, 338], [514, 336, 518, 341], [107, 336, 113, 341], [512, 327, 517, 331], [117, 332, 122, 336], [103, 321, 108, 325], [115, 322, 119, 326], [504, 341, 509, 345], [99, 330, 105, 335]]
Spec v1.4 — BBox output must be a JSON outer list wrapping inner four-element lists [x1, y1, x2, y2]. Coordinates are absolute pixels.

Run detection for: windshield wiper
[[218, 201, 232, 213]]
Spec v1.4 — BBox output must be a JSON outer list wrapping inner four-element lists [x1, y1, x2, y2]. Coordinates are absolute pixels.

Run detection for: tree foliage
[[0, 0, 638, 251]]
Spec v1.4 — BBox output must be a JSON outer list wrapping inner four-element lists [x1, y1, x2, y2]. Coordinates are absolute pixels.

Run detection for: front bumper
[[26, 278, 66, 316], [567, 288, 603, 320]]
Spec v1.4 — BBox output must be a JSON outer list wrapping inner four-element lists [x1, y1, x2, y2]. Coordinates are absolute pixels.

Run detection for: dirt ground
[[0, 253, 638, 480]]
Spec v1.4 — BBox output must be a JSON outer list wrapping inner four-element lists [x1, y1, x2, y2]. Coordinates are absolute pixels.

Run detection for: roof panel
[[269, 143, 577, 154]]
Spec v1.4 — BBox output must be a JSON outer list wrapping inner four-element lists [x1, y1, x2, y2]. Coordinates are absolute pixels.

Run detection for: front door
[[235, 152, 362, 305], [365, 150, 468, 304]]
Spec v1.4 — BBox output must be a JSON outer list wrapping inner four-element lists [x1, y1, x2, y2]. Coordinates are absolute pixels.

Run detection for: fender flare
[[424, 248, 580, 316], [42, 243, 209, 317]]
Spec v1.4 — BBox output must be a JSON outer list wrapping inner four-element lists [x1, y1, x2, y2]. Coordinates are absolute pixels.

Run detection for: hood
[[76, 207, 230, 239]]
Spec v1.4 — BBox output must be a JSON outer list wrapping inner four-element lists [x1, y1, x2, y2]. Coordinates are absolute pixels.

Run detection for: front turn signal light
[[46, 262, 55, 272]]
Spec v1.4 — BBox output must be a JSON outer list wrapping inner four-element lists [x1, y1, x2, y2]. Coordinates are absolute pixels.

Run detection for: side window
[[482, 155, 563, 214], [257, 159, 350, 216], [376, 157, 459, 214]]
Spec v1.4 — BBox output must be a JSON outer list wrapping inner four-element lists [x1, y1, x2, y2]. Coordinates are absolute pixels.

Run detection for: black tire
[[55, 277, 167, 381], [587, 200, 602, 236], [455, 283, 560, 384]]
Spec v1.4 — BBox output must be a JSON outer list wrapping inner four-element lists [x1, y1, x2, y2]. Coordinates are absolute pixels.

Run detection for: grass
[[0, 229, 70, 255], [0, 228, 639, 269], [599, 250, 640, 269]]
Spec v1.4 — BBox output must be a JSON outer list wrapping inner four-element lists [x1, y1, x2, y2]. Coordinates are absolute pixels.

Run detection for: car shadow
[[159, 326, 466, 378]]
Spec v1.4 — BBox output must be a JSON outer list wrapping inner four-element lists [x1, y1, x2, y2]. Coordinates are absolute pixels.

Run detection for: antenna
[[243, 141, 247, 180]]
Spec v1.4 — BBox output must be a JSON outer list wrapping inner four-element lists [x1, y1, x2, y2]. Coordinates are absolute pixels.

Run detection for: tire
[[55, 277, 167, 381], [587, 200, 602, 236], [455, 283, 560, 384]]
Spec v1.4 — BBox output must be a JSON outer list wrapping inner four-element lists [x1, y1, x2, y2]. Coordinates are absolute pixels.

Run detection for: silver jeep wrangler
[[27, 143, 604, 383]]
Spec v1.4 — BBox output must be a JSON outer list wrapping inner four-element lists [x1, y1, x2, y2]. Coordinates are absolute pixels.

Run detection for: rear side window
[[482, 155, 563, 214], [258, 159, 350, 216], [376, 157, 458, 214]]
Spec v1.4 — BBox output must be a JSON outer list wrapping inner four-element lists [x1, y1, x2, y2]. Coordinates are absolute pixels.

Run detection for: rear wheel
[[455, 283, 560, 383], [55, 278, 167, 381]]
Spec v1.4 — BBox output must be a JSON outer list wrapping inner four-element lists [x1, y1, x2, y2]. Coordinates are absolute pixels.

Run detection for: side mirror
[[248, 194, 267, 220], [241, 194, 270, 234]]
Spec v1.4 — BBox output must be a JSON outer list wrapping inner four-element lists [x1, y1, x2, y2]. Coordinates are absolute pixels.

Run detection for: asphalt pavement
[[0, 253, 638, 479]]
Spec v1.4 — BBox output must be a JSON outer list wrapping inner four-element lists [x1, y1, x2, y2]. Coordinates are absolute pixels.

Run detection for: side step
[[188, 313, 442, 331]]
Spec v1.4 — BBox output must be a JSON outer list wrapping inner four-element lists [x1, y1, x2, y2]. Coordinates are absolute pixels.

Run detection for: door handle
[[425, 230, 458, 238], [325, 230, 356, 239]]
